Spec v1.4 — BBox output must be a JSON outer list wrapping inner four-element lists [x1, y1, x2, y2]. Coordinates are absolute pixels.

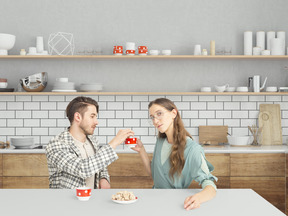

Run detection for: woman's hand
[[184, 194, 201, 210], [109, 129, 134, 149], [131, 139, 144, 153]]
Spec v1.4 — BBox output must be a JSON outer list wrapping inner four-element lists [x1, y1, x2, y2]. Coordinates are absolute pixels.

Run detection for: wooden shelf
[[1, 92, 288, 95], [0, 55, 288, 59]]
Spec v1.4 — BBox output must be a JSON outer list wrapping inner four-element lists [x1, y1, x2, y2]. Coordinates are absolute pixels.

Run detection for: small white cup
[[149, 50, 160, 55], [0, 82, 8, 88], [162, 50, 171, 55], [194, 45, 201, 55], [28, 47, 37, 54], [200, 87, 212, 92], [236, 86, 249, 92]]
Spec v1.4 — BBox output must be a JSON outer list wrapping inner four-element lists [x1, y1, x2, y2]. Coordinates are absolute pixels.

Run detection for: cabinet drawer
[[189, 176, 230, 189], [230, 177, 285, 213], [108, 153, 153, 177], [3, 154, 49, 176], [206, 154, 230, 176], [0, 154, 2, 176], [3, 177, 49, 189], [110, 176, 153, 189], [230, 153, 285, 177]]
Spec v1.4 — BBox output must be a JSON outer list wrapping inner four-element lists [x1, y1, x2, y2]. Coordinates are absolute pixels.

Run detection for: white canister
[[36, 36, 44, 53], [271, 38, 284, 55], [266, 31, 275, 51], [256, 31, 265, 51], [194, 45, 201, 55], [253, 47, 261, 55], [277, 31, 285, 55], [244, 31, 253, 55]]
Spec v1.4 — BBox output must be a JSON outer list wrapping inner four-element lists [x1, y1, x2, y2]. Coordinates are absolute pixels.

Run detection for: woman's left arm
[[184, 185, 216, 210]]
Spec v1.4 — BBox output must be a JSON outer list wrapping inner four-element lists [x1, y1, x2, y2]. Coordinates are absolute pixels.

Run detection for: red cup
[[76, 187, 92, 201], [114, 46, 123, 50], [125, 137, 137, 147], [138, 49, 148, 55], [126, 50, 135, 55], [113, 49, 123, 55], [138, 46, 147, 50]]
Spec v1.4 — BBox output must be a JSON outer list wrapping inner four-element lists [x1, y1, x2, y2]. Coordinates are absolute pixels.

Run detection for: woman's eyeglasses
[[148, 111, 167, 126]]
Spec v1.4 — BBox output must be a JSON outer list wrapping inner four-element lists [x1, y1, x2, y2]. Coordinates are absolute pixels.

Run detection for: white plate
[[52, 90, 77, 92], [112, 197, 138, 204]]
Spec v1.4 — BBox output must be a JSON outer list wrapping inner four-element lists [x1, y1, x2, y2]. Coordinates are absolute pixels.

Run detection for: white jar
[[20, 49, 26, 55]]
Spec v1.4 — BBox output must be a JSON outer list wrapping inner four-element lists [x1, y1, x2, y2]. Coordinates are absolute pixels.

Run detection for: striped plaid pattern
[[45, 128, 118, 189]]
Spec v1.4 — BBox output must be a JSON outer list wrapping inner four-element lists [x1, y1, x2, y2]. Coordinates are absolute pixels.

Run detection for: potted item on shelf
[[20, 72, 48, 92]]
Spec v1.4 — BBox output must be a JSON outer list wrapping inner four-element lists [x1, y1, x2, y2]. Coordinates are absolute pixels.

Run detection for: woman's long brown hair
[[148, 98, 192, 180]]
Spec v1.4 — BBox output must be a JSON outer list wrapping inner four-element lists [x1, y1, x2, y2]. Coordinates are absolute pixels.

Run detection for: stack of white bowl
[[52, 77, 76, 92], [10, 137, 34, 149], [80, 83, 103, 92]]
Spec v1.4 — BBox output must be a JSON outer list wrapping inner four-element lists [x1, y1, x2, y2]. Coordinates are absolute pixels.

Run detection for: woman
[[132, 98, 217, 210]]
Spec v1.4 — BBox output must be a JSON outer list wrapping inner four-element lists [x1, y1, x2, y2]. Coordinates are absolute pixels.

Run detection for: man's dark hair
[[66, 96, 99, 124]]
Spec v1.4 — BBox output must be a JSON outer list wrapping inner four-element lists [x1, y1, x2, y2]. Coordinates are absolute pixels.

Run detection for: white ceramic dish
[[0, 82, 8, 88], [236, 87, 249, 92], [266, 86, 278, 92], [11, 137, 34, 148], [0, 33, 16, 55], [52, 90, 77, 92], [228, 136, 253, 146], [215, 84, 229, 92], [226, 87, 236, 92], [112, 197, 138, 204], [201, 87, 212, 92]]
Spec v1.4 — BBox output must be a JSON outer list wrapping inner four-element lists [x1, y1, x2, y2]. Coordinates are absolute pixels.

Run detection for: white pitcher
[[249, 75, 267, 92]]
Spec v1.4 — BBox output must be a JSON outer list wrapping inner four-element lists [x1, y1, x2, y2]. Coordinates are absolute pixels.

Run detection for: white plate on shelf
[[112, 197, 138, 205], [52, 90, 77, 92]]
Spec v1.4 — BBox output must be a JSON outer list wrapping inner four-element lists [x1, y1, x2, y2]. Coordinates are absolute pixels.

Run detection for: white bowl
[[236, 86, 249, 92], [215, 84, 228, 92], [0, 82, 8, 88], [162, 50, 171, 55], [201, 87, 211, 92], [266, 86, 277, 92], [228, 136, 252, 146], [0, 33, 16, 55], [226, 87, 236, 92], [10, 137, 34, 148]]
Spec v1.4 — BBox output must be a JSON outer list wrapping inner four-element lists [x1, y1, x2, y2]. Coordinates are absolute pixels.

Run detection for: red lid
[[0, 78, 7, 82]]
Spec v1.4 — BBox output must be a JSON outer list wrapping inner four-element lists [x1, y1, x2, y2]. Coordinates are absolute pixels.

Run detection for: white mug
[[149, 50, 160, 55], [194, 45, 201, 55], [28, 47, 37, 54], [200, 87, 212, 92]]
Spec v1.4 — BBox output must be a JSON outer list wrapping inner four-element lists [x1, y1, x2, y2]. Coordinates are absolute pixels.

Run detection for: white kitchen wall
[[0, 94, 287, 147]]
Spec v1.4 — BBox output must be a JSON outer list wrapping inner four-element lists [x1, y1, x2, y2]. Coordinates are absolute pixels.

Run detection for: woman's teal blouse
[[151, 137, 217, 189]]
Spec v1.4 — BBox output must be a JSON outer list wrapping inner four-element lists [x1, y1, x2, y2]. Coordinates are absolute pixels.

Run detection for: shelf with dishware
[[1, 91, 288, 95], [0, 55, 288, 59]]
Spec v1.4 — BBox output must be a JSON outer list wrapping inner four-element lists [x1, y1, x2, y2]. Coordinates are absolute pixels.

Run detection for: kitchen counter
[[1, 144, 287, 154], [0, 189, 284, 216]]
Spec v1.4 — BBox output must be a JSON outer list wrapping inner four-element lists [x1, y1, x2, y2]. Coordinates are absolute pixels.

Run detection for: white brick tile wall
[[0, 94, 287, 146]]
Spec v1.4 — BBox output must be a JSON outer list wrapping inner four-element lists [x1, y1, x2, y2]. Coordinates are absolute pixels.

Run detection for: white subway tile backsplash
[[141, 119, 151, 127], [232, 111, 248, 119], [140, 136, 157, 144], [186, 127, 198, 136], [282, 128, 288, 136], [0, 111, 15, 118], [32, 111, 48, 119], [216, 111, 231, 118], [107, 119, 123, 127], [7, 102, 23, 110], [97, 136, 107, 145], [191, 119, 206, 127], [199, 111, 215, 119], [49, 96, 65, 101], [57, 102, 69, 110], [241, 102, 257, 110], [32, 128, 48, 136], [0, 119, 6, 127], [148, 127, 157, 136], [149, 95, 165, 101], [282, 96, 288, 102], [0, 102, 6, 110], [97, 119, 107, 127], [32, 95, 49, 101], [65, 96, 78, 102], [24, 119, 40, 127], [124, 102, 140, 110], [224, 119, 240, 127], [182, 119, 190, 127], [232, 96, 248, 101], [16, 96, 31, 101], [99, 128, 115, 136], [49, 111, 65, 118], [207, 102, 223, 110], [16, 128, 31, 136], [132, 128, 149, 135], [182, 111, 198, 118], [99, 96, 115, 101], [275, 102, 288, 110], [266, 96, 281, 101], [256, 102, 273, 109], [282, 111, 288, 118], [281, 119, 288, 127], [249, 96, 265, 102], [249, 111, 259, 119], [0, 128, 14, 135], [182, 96, 198, 101], [49, 127, 65, 136], [107, 102, 123, 110], [232, 128, 248, 136], [41, 136, 53, 144], [132, 111, 148, 118], [116, 111, 132, 119], [0, 96, 14, 101], [41, 102, 57, 110], [24, 102, 40, 110], [41, 119, 57, 127], [116, 96, 132, 101], [99, 111, 115, 119], [175, 102, 190, 110], [124, 119, 140, 127], [132, 95, 149, 101], [241, 119, 257, 127], [7, 119, 23, 127], [216, 96, 231, 102], [207, 119, 223, 125], [16, 111, 31, 119], [141, 102, 149, 110], [224, 102, 240, 110], [191, 102, 206, 110], [166, 95, 182, 101]]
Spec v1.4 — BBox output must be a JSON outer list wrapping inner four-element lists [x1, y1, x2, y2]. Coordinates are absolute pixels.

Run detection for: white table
[[0, 189, 285, 216]]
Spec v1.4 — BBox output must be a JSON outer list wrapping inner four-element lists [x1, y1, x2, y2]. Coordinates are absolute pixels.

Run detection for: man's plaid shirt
[[45, 128, 118, 189]]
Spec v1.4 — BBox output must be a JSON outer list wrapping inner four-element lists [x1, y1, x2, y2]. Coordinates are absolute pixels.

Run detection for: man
[[45, 96, 134, 189]]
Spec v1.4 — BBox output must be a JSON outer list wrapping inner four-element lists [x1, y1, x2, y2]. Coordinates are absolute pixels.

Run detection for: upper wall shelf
[[0, 55, 288, 59]]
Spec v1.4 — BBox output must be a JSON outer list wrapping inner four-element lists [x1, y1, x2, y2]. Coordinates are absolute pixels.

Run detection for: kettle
[[248, 75, 267, 92]]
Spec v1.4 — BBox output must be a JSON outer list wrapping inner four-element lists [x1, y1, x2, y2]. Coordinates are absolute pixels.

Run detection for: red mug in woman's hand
[[125, 137, 137, 148]]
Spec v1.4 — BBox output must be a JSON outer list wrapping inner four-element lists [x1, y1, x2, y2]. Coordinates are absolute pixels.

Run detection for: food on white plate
[[111, 191, 137, 201]]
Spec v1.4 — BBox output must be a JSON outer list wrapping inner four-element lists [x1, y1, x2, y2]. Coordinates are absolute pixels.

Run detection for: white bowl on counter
[[10, 137, 34, 149], [227, 136, 253, 146]]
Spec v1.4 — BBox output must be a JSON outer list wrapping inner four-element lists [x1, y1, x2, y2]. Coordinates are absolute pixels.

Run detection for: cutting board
[[258, 104, 282, 145], [199, 126, 228, 145]]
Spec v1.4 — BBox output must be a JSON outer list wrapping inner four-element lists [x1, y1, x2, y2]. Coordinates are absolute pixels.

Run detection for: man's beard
[[80, 124, 94, 136]]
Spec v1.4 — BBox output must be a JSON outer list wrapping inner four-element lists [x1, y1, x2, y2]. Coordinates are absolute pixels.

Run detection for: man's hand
[[109, 129, 134, 149], [99, 178, 110, 189]]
